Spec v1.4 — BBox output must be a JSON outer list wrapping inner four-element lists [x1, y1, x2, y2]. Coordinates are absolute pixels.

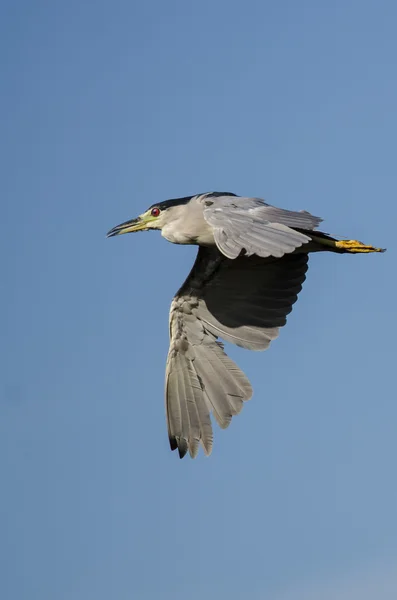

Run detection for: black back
[[149, 192, 238, 211]]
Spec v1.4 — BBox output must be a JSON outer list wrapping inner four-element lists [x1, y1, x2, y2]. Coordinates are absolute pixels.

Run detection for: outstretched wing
[[165, 247, 309, 458], [201, 194, 322, 259]]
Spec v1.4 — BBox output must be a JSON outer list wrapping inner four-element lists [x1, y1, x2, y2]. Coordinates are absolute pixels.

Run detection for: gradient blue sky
[[2, 1, 397, 599]]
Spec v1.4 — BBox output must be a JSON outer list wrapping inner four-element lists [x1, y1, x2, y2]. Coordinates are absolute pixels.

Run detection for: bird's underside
[[107, 191, 384, 459]]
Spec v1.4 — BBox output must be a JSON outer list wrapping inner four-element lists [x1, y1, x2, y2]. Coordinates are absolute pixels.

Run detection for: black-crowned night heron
[[107, 192, 384, 459]]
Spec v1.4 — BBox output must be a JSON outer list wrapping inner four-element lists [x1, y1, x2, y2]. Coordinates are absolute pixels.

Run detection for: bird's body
[[107, 192, 384, 459]]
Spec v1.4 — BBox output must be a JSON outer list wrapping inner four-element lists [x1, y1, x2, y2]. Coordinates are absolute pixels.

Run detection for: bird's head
[[106, 195, 197, 238]]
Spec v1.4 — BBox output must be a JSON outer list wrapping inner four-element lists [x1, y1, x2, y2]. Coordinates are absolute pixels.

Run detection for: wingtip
[[170, 436, 213, 459], [169, 436, 177, 450], [178, 447, 188, 459], [169, 435, 189, 459]]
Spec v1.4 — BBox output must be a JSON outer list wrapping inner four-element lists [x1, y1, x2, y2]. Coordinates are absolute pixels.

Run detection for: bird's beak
[[106, 215, 149, 237]]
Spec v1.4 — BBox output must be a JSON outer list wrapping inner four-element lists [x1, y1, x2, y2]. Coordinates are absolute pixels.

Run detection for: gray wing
[[201, 194, 322, 259], [165, 247, 308, 458]]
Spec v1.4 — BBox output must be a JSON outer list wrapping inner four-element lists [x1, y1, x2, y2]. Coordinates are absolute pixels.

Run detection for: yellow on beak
[[106, 214, 153, 237]]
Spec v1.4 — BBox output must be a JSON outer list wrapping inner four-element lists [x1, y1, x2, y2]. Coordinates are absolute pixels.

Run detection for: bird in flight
[[107, 192, 384, 459]]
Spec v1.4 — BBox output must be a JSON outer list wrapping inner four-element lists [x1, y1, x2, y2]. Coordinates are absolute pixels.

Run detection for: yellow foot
[[335, 239, 386, 253]]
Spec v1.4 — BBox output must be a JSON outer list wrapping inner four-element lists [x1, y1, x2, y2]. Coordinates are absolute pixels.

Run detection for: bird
[[107, 192, 385, 459]]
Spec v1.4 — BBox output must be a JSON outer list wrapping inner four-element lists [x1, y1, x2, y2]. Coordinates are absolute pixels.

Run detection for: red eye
[[151, 207, 160, 217]]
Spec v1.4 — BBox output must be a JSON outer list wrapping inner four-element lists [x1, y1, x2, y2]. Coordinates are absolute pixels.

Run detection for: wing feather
[[165, 247, 308, 458], [195, 252, 308, 350], [166, 348, 213, 458], [201, 194, 321, 259]]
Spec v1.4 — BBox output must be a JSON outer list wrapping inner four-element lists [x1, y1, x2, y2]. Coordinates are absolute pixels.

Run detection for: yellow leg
[[335, 239, 386, 253]]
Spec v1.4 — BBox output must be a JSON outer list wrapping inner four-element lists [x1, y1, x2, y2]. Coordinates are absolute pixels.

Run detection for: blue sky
[[1, 1, 397, 598]]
